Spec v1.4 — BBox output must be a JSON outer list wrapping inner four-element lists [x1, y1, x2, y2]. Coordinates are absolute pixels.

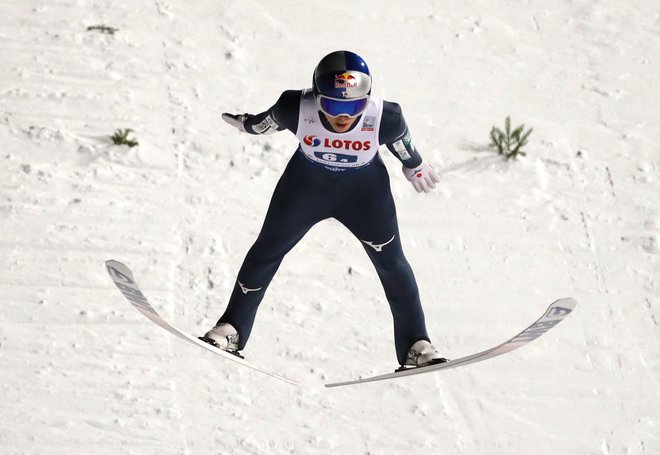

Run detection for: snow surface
[[1, 0, 658, 453]]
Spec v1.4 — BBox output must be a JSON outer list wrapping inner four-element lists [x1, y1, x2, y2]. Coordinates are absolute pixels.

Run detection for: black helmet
[[312, 50, 372, 117]]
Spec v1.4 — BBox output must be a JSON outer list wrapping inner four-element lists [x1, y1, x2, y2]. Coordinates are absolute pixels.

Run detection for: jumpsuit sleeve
[[243, 90, 302, 135], [379, 101, 424, 169]]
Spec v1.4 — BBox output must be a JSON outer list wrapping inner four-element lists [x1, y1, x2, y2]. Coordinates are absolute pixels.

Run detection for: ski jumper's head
[[312, 50, 372, 133]]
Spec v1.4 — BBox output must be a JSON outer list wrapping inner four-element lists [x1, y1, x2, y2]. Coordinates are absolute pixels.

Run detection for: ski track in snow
[[1, 0, 659, 454]]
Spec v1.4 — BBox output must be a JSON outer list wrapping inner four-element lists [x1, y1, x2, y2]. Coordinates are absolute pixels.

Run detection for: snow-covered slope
[[1, 1, 658, 453]]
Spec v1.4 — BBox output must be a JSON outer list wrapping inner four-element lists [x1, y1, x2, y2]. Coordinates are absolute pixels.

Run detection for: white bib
[[295, 89, 383, 171]]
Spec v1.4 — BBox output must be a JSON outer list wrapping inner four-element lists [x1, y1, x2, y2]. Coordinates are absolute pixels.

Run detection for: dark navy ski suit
[[218, 89, 432, 364]]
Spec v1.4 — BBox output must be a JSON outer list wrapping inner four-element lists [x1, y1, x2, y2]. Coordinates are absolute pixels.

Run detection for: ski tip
[[543, 298, 577, 319], [552, 297, 577, 310], [105, 260, 136, 283], [105, 259, 130, 273]]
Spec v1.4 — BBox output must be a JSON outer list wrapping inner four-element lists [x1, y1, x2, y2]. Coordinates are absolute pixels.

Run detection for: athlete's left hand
[[221, 112, 248, 133], [402, 160, 440, 193]]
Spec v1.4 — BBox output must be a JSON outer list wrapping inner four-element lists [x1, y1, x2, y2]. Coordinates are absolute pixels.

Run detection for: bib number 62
[[314, 151, 358, 164]]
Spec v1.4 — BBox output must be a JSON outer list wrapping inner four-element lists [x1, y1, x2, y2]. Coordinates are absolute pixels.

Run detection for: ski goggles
[[316, 94, 369, 117]]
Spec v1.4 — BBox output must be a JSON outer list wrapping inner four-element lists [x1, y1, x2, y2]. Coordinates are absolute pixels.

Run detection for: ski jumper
[[218, 89, 431, 364]]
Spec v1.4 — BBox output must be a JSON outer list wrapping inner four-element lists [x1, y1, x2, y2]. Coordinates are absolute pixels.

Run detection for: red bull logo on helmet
[[334, 72, 358, 90]]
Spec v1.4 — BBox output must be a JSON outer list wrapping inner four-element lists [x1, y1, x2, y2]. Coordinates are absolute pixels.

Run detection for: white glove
[[221, 113, 247, 133], [402, 160, 440, 193]]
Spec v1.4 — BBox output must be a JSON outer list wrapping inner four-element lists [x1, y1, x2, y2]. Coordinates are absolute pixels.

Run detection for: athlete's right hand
[[221, 113, 248, 133]]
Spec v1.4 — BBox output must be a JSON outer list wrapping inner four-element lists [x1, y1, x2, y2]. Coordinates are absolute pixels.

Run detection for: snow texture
[[1, 0, 658, 454]]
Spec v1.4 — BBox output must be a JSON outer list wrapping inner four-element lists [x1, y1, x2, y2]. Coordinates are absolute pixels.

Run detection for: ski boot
[[199, 323, 244, 359], [397, 340, 448, 371]]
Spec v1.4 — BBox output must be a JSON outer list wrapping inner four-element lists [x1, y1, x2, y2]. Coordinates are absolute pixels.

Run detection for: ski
[[325, 298, 577, 388], [105, 260, 297, 385]]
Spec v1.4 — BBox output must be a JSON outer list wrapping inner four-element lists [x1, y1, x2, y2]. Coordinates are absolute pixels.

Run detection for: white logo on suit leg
[[238, 281, 262, 294], [362, 235, 396, 252]]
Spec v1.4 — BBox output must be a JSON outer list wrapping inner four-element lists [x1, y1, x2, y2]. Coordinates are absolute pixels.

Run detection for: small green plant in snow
[[489, 116, 533, 160], [111, 128, 139, 148], [87, 25, 119, 35]]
